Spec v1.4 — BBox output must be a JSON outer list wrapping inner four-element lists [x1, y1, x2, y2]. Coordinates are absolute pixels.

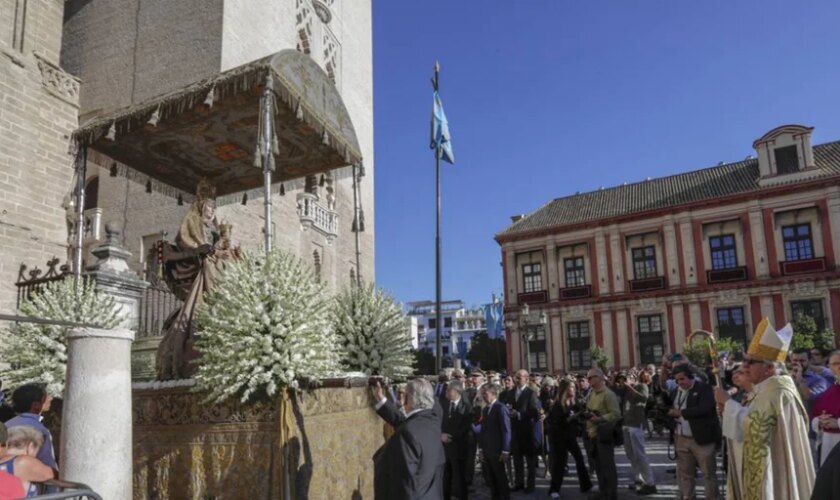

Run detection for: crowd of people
[[0, 382, 58, 499], [371, 324, 840, 500]]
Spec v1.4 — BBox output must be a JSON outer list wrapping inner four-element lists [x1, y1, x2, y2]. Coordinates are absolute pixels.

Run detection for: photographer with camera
[[584, 367, 621, 500], [547, 379, 593, 498], [622, 372, 658, 495]]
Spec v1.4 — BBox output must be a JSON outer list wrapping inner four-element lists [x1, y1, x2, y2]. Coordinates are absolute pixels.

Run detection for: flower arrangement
[[331, 282, 413, 381], [0, 278, 120, 395], [193, 250, 339, 403]]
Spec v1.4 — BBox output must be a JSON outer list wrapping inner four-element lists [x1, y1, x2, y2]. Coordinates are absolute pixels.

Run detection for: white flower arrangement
[[0, 278, 120, 396], [331, 283, 413, 381], [192, 250, 340, 403]]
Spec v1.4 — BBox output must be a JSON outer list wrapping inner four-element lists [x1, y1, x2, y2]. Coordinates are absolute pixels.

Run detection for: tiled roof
[[497, 140, 840, 239]]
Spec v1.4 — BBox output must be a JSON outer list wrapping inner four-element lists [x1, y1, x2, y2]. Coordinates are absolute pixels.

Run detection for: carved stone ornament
[[567, 305, 585, 319], [34, 53, 80, 107], [791, 281, 818, 297], [718, 288, 740, 303], [313, 0, 332, 23], [638, 298, 657, 311]]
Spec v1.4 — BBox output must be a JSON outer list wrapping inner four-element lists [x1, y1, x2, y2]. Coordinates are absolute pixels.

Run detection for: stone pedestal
[[61, 327, 135, 500], [84, 224, 149, 331]]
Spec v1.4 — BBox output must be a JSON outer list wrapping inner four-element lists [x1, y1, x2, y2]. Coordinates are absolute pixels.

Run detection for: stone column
[[61, 327, 134, 500]]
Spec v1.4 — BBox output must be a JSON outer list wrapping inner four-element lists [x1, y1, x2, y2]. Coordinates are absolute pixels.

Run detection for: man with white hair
[[716, 319, 815, 499], [373, 377, 446, 499]]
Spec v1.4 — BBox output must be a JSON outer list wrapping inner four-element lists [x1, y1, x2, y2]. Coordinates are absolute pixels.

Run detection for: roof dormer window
[[753, 124, 818, 186], [774, 145, 800, 174]]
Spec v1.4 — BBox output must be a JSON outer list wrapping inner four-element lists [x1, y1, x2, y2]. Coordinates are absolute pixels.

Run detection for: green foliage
[[590, 345, 610, 371], [466, 331, 506, 371], [790, 315, 818, 351], [683, 337, 743, 367], [0, 278, 120, 395], [412, 348, 436, 376], [193, 250, 340, 403], [331, 283, 413, 381]]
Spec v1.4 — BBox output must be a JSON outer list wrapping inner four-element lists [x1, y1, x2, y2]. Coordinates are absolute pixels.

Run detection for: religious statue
[[156, 178, 241, 380]]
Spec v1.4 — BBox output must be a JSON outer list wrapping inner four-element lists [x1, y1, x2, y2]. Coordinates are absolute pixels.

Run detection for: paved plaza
[[471, 435, 725, 500]]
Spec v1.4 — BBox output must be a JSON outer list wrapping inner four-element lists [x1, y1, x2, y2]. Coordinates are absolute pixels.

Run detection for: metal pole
[[353, 164, 362, 286], [434, 62, 443, 374], [261, 76, 274, 254], [73, 144, 87, 287]]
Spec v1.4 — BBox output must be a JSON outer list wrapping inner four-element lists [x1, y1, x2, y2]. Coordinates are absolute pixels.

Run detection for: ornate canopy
[[72, 50, 362, 197]]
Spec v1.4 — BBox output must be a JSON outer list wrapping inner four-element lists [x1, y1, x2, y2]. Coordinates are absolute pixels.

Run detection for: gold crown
[[195, 178, 217, 201]]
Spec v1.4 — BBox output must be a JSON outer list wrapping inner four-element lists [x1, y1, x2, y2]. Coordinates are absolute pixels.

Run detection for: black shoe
[[523, 486, 535, 494], [637, 484, 658, 495], [511, 484, 525, 492], [580, 484, 594, 493]]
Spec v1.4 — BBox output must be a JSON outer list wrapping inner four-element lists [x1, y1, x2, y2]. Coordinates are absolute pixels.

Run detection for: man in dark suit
[[435, 370, 451, 408], [464, 369, 486, 488], [442, 379, 472, 499], [667, 364, 720, 500], [373, 378, 446, 500], [478, 383, 511, 500], [509, 369, 540, 493]]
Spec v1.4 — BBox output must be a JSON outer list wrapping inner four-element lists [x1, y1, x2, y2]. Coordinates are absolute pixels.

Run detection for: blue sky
[[372, 1, 840, 307]]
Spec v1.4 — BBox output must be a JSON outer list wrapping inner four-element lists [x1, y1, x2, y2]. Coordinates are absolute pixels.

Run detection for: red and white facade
[[496, 125, 840, 373]]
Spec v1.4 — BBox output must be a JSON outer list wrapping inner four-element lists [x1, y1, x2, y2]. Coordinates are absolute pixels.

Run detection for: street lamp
[[506, 303, 547, 373]]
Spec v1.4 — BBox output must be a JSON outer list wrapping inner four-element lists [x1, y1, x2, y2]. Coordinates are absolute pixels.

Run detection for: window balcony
[[559, 284, 592, 300], [781, 257, 826, 275], [707, 266, 748, 283], [297, 192, 338, 240], [628, 276, 666, 292], [518, 290, 548, 305]]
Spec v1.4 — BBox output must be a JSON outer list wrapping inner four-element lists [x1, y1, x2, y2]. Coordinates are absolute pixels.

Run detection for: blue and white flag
[[484, 301, 505, 339], [431, 91, 455, 164]]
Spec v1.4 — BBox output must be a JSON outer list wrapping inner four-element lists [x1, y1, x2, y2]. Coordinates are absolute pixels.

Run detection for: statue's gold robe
[[722, 375, 814, 500]]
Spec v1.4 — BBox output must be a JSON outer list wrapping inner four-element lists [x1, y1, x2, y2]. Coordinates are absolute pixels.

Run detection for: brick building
[[0, 0, 80, 314], [496, 125, 840, 373], [0, 0, 373, 319]]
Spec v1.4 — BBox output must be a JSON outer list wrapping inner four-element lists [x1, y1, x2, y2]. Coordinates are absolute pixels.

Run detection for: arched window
[[84, 176, 99, 210]]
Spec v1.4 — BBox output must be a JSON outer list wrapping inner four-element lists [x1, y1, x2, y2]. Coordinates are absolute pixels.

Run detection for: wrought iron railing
[[15, 258, 71, 308], [297, 192, 339, 238], [137, 281, 181, 338]]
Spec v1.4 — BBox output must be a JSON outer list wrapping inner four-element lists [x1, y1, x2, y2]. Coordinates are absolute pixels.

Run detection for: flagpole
[[434, 61, 443, 374]]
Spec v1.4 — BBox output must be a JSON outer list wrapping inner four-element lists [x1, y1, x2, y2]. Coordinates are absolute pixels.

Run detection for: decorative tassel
[[359, 209, 366, 232], [203, 86, 215, 108], [295, 102, 304, 121], [280, 183, 285, 196], [147, 107, 161, 127], [253, 143, 263, 168], [319, 174, 325, 187], [358, 162, 366, 177], [146, 179, 152, 193], [177, 194, 184, 206], [321, 130, 329, 146], [271, 133, 279, 156], [109, 163, 118, 177], [241, 192, 248, 205], [105, 122, 117, 141]]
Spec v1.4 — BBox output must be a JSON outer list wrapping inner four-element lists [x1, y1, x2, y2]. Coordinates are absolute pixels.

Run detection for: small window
[[709, 234, 738, 270], [782, 223, 814, 261], [444, 317, 452, 328], [522, 263, 543, 293], [564, 257, 586, 288], [632, 246, 658, 280], [313, 250, 321, 281], [428, 318, 437, 329], [774, 145, 799, 175], [717, 307, 747, 347]]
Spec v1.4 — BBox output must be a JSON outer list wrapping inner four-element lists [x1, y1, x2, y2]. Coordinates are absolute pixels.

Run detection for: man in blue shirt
[[4, 384, 57, 471], [790, 348, 831, 401]]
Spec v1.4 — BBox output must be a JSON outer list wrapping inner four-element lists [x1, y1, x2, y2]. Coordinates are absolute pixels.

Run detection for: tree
[[790, 314, 818, 351], [466, 331, 506, 371], [683, 337, 743, 367], [412, 348, 436, 376], [590, 345, 610, 371]]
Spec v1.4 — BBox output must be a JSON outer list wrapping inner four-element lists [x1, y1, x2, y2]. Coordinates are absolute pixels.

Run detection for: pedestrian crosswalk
[[470, 436, 727, 499]]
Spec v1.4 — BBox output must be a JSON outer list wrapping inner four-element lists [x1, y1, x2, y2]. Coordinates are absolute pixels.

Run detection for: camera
[[368, 375, 386, 387]]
